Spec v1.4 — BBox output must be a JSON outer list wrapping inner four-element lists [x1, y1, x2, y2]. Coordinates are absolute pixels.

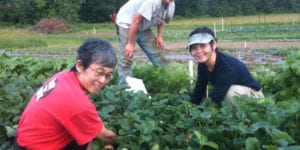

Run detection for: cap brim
[[187, 33, 214, 47]]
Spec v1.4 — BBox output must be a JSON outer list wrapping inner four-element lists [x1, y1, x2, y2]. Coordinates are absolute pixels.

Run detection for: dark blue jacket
[[191, 51, 261, 105]]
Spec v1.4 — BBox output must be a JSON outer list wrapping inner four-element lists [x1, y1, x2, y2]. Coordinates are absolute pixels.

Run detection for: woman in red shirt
[[15, 39, 118, 150]]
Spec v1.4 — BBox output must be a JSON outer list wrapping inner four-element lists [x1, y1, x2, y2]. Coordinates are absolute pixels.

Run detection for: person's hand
[[86, 142, 92, 150], [123, 44, 134, 58], [109, 13, 117, 24], [97, 127, 116, 146], [104, 129, 116, 145], [104, 144, 114, 149], [156, 36, 164, 50]]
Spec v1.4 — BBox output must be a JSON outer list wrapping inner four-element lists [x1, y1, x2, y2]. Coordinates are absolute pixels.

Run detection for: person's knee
[[225, 85, 241, 100]]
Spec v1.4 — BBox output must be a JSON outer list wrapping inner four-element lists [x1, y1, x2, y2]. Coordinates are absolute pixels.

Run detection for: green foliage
[[250, 48, 299, 97], [274, 50, 300, 102], [133, 62, 192, 95], [270, 51, 300, 144], [249, 52, 300, 144], [0, 0, 85, 24], [0, 52, 299, 149], [1, 0, 300, 23], [92, 86, 300, 149], [79, 0, 127, 23], [251, 65, 277, 96], [192, 131, 219, 149], [0, 37, 47, 49], [53, 0, 85, 22], [245, 137, 260, 150]]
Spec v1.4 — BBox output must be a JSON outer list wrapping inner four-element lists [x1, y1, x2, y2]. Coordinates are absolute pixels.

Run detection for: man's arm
[[156, 24, 164, 50], [123, 13, 144, 58]]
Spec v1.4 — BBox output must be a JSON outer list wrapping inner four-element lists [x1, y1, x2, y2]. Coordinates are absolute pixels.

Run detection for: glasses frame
[[88, 67, 113, 81]]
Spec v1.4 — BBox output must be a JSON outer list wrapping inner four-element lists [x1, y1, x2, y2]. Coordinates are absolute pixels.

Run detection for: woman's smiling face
[[190, 42, 215, 63], [76, 61, 114, 94]]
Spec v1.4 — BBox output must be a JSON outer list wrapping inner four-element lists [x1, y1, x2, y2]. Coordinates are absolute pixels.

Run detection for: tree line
[[0, 0, 299, 24]]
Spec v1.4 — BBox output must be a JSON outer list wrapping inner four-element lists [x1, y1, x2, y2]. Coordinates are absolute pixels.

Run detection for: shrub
[[133, 62, 193, 96]]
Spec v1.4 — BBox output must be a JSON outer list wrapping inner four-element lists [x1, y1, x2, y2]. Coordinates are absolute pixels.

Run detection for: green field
[[0, 13, 299, 51]]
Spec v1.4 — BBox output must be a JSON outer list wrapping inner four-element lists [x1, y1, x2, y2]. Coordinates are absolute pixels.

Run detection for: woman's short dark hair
[[71, 38, 118, 72]]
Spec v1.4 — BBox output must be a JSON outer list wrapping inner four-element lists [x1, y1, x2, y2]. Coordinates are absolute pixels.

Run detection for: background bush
[[133, 62, 193, 95], [1, 0, 300, 24]]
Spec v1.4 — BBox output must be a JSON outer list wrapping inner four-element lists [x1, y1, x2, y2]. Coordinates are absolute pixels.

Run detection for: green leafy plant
[[133, 62, 193, 96], [0, 52, 299, 149], [274, 50, 300, 102], [188, 130, 218, 150]]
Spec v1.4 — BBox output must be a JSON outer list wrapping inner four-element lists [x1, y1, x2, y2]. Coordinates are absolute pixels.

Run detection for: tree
[[79, 0, 126, 23], [256, 0, 276, 14], [0, 0, 299, 24], [208, 0, 232, 17], [240, 0, 258, 15], [43, 0, 85, 22], [14, 0, 48, 24], [289, 0, 300, 13], [0, 0, 15, 22]]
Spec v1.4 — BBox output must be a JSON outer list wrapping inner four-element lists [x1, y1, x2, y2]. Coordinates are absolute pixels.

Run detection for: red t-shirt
[[17, 71, 103, 150]]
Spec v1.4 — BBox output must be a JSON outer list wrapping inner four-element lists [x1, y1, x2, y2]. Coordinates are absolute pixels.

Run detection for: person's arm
[[66, 108, 116, 149], [191, 78, 207, 105], [191, 65, 208, 105], [96, 126, 116, 146], [86, 127, 116, 150], [123, 13, 144, 58], [156, 24, 164, 50]]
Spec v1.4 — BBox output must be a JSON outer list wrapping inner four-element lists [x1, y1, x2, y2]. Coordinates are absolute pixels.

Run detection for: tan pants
[[224, 85, 264, 108]]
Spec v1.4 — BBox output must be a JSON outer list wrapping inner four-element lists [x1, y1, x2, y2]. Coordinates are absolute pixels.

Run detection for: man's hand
[[123, 44, 134, 58], [156, 36, 165, 50], [109, 13, 117, 24]]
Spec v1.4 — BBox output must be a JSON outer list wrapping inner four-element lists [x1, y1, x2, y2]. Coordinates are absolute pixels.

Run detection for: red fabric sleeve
[[65, 107, 104, 145]]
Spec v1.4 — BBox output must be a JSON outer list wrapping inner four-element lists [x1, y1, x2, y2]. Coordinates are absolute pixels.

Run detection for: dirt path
[[216, 39, 300, 49], [10, 39, 299, 66], [110, 39, 299, 67], [163, 39, 300, 52], [110, 39, 300, 55]]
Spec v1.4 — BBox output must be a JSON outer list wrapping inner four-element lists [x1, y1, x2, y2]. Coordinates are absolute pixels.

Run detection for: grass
[[171, 13, 300, 26], [0, 13, 299, 51], [0, 29, 47, 49]]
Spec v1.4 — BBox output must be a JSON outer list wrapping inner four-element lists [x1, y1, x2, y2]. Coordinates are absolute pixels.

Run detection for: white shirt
[[116, 0, 175, 31]]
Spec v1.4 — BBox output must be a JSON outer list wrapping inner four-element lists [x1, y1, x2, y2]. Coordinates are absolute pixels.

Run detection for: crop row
[[0, 51, 299, 149]]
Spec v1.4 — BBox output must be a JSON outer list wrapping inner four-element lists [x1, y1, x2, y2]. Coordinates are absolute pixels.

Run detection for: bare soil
[[12, 39, 299, 67], [108, 39, 300, 56], [116, 39, 299, 64]]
